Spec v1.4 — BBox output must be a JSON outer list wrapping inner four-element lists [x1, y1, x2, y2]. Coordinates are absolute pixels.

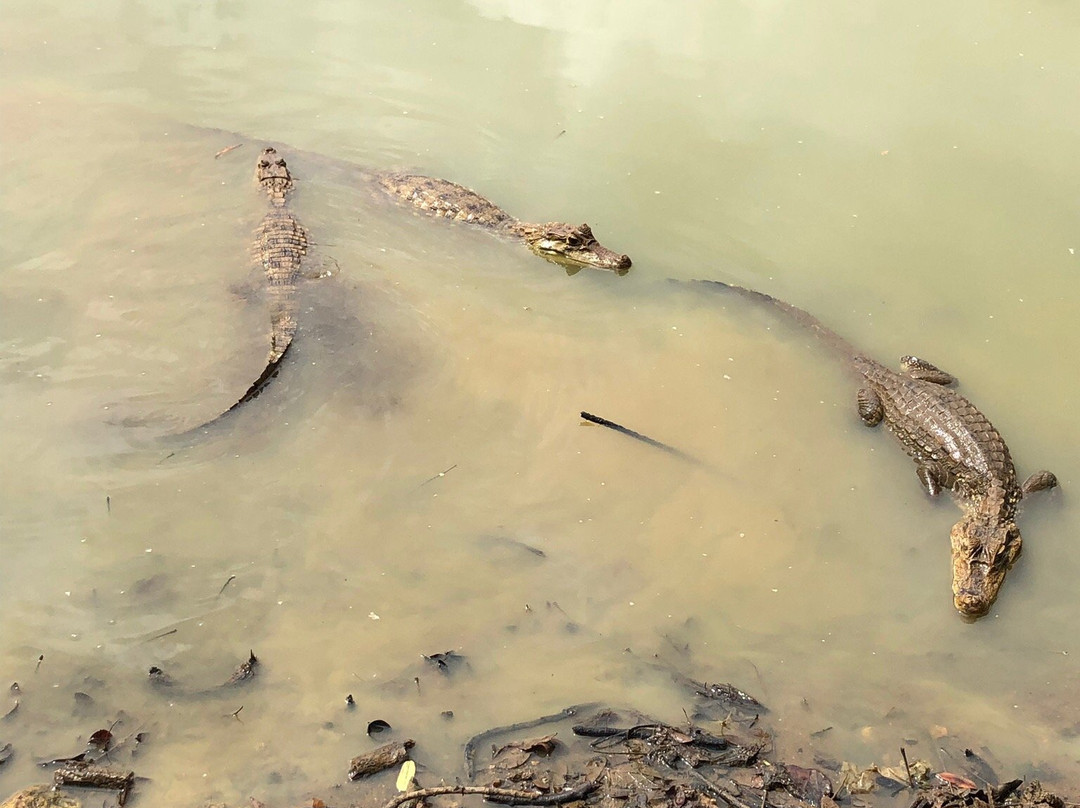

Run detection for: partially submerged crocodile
[[697, 280, 1057, 619], [376, 172, 631, 273], [216, 147, 310, 418]]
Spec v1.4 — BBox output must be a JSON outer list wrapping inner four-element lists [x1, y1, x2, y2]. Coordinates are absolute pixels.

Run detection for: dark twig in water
[[214, 143, 243, 159], [381, 781, 599, 808], [900, 746, 914, 788], [228, 705, 243, 720], [580, 411, 703, 466], [217, 575, 237, 596], [421, 464, 458, 486], [141, 628, 178, 643], [35, 655, 43, 672], [106, 495, 110, 513]]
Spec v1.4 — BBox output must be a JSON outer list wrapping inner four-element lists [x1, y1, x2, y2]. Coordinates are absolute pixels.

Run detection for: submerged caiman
[[203, 147, 310, 423], [697, 281, 1057, 619], [375, 172, 631, 273]]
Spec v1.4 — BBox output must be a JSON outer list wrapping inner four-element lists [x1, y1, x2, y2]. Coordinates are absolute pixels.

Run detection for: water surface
[[2, 1, 1079, 803]]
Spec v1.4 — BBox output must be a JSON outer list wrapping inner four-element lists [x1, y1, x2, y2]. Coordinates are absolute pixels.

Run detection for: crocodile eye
[[258, 160, 270, 168], [566, 235, 583, 247]]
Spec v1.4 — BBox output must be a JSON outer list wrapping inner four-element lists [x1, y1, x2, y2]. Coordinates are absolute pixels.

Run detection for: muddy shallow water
[[2, 1, 1079, 804]]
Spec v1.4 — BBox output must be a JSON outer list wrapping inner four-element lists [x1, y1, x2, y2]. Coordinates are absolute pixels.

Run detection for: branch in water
[[381, 781, 599, 808], [580, 411, 702, 466]]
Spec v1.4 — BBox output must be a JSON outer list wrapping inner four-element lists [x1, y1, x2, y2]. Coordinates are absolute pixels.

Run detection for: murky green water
[[2, 1, 1079, 804]]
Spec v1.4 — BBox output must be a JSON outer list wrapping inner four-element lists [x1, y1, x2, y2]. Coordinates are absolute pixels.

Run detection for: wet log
[[53, 762, 135, 806], [348, 739, 415, 780]]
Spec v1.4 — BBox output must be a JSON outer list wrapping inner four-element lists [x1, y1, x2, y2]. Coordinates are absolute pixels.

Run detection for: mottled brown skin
[[206, 147, 311, 418], [697, 281, 1057, 618], [376, 172, 631, 273], [253, 147, 307, 367], [1, 785, 81, 808], [853, 355, 1056, 617]]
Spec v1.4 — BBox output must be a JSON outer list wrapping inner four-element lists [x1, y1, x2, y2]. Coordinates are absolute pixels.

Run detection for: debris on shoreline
[[1, 651, 1075, 808]]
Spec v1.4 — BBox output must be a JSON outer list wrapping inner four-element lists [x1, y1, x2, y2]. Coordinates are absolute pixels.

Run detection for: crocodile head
[[255, 147, 293, 201], [519, 222, 631, 273], [950, 513, 1022, 619]]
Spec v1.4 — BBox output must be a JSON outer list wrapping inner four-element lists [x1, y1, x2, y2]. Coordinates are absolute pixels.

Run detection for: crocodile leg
[[1021, 470, 1058, 496], [900, 356, 956, 385], [916, 464, 946, 497], [857, 387, 884, 426]]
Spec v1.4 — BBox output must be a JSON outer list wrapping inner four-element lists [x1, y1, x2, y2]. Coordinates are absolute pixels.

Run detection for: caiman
[[696, 280, 1057, 619], [218, 147, 310, 418], [375, 172, 631, 273]]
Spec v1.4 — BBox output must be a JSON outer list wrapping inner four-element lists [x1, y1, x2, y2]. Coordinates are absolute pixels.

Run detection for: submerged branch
[[381, 780, 599, 808]]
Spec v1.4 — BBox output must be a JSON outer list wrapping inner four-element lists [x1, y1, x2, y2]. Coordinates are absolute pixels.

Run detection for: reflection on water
[[2, 0, 1079, 803]]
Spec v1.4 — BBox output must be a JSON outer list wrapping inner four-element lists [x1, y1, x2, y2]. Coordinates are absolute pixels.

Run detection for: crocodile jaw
[[950, 516, 1022, 618]]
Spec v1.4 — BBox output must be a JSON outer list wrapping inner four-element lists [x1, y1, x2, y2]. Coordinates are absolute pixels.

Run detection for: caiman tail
[[224, 341, 293, 414], [692, 279, 864, 360], [172, 147, 307, 437]]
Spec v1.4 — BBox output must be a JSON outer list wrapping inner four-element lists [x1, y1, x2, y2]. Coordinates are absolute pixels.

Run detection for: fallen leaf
[[839, 762, 878, 794], [785, 764, 833, 804], [224, 650, 259, 685], [937, 772, 978, 790], [88, 728, 113, 750], [497, 734, 559, 756], [491, 747, 531, 769], [929, 724, 948, 739], [396, 759, 416, 792], [423, 650, 465, 673], [880, 758, 931, 784]]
